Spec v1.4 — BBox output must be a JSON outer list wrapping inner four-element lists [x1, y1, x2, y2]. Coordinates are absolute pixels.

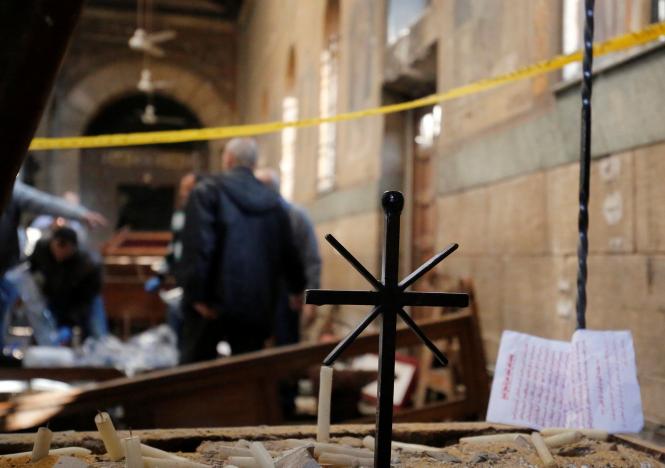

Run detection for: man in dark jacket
[[29, 227, 105, 340], [178, 138, 305, 363], [255, 167, 321, 345]]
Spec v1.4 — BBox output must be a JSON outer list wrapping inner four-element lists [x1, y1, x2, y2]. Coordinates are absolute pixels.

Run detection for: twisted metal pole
[[576, 0, 595, 330]]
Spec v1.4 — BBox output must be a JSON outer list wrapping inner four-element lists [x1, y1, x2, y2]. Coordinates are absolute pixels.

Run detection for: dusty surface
[[1, 424, 663, 467]]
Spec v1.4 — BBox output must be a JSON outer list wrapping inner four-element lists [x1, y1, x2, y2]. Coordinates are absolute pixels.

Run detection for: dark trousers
[[273, 293, 300, 418], [274, 293, 300, 346], [179, 304, 266, 364]]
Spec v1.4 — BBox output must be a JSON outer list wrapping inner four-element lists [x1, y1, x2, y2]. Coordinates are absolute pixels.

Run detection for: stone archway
[[45, 59, 232, 196]]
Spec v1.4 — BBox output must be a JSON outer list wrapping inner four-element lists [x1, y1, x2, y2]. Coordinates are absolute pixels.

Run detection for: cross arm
[[323, 306, 382, 366], [397, 308, 448, 366], [399, 243, 458, 291], [325, 234, 384, 291], [400, 291, 469, 308], [305, 289, 380, 306]]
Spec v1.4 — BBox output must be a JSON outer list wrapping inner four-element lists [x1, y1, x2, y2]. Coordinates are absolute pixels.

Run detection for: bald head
[[255, 167, 281, 193], [222, 138, 259, 171]]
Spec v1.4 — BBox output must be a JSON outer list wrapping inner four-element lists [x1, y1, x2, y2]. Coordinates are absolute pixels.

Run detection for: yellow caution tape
[[29, 21, 665, 151]]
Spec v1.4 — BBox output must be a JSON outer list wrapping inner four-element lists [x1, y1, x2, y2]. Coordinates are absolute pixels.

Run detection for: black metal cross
[[306, 191, 469, 467]]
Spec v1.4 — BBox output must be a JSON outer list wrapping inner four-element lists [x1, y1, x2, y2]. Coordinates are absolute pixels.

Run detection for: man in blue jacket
[[178, 138, 305, 363]]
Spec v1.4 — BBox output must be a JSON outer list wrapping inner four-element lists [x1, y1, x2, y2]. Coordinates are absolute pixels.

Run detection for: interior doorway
[[410, 104, 442, 317], [81, 92, 208, 246], [380, 42, 438, 300]]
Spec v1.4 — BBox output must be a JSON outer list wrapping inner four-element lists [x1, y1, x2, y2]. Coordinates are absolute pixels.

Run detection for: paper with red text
[[486, 330, 643, 433]]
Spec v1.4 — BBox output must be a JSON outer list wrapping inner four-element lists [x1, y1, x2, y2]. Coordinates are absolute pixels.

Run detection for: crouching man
[[29, 226, 107, 341]]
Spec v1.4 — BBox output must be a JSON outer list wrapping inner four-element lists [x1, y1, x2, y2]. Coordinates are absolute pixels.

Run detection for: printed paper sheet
[[487, 330, 643, 432]]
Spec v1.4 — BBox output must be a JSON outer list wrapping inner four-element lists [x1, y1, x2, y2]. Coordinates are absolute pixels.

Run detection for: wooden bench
[[0, 311, 489, 431], [102, 230, 172, 338]]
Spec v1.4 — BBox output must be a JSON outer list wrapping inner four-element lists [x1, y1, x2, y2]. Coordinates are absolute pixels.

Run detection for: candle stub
[[316, 365, 333, 443], [227, 456, 259, 468], [143, 456, 212, 467], [31, 426, 53, 462], [95, 411, 124, 461], [123, 436, 143, 468], [543, 431, 582, 448], [3, 446, 91, 460], [249, 441, 275, 468], [531, 432, 555, 468], [540, 427, 609, 440], [459, 433, 525, 444], [141, 443, 191, 462], [318, 452, 374, 467]]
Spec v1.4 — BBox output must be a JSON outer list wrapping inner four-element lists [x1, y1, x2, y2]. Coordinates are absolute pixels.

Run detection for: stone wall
[[238, 0, 665, 425], [432, 0, 665, 425]]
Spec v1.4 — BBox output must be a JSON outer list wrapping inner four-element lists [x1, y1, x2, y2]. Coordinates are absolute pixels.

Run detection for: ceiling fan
[[139, 102, 187, 127], [137, 68, 172, 93], [128, 0, 176, 58]]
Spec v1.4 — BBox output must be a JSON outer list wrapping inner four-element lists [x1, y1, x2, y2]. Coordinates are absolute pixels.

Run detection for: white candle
[[95, 411, 124, 461], [316, 365, 333, 443], [249, 442, 274, 468], [282, 439, 316, 448], [122, 436, 143, 468], [31, 426, 52, 462], [318, 452, 374, 467], [3, 446, 92, 460], [143, 456, 211, 467], [530, 432, 555, 468], [543, 431, 582, 448], [214, 444, 253, 457], [141, 443, 191, 462], [313, 441, 373, 458], [540, 427, 608, 440], [362, 435, 442, 453], [227, 456, 259, 468], [459, 433, 525, 444]]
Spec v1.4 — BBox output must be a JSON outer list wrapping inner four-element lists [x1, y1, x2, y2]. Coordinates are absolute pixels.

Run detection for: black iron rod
[[322, 306, 382, 366], [397, 308, 448, 366], [325, 234, 385, 291], [575, 0, 595, 330], [399, 243, 458, 291], [401, 291, 469, 308], [305, 290, 379, 306], [374, 191, 403, 468]]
